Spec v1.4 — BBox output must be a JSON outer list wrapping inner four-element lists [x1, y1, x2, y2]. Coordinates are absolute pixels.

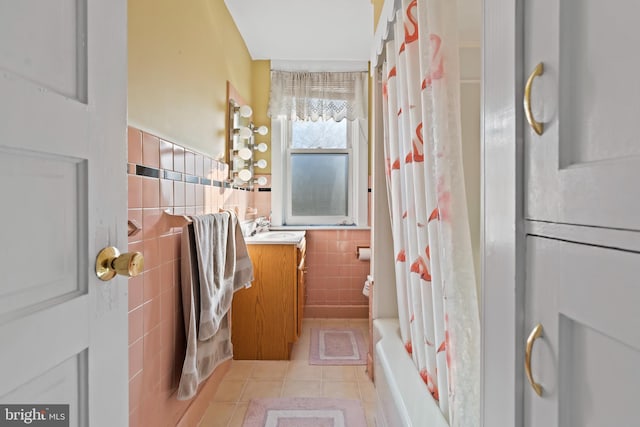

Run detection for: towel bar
[[163, 209, 240, 231], [127, 219, 141, 237], [164, 209, 192, 228]]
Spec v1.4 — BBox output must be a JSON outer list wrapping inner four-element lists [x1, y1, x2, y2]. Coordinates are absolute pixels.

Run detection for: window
[[271, 116, 368, 226], [268, 70, 368, 226]]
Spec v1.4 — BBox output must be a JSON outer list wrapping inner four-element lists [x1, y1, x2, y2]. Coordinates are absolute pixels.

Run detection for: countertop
[[243, 230, 306, 247]]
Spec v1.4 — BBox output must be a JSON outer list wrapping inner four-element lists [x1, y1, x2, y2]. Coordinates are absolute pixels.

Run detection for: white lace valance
[[268, 70, 368, 122]]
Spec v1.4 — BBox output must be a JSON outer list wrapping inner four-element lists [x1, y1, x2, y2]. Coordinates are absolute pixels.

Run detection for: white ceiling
[[224, 0, 481, 63], [224, 0, 374, 62]]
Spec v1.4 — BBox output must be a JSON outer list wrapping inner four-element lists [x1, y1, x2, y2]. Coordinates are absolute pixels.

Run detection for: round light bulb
[[238, 105, 253, 118], [238, 169, 252, 182], [255, 142, 268, 153], [254, 159, 267, 169], [237, 147, 252, 160], [237, 126, 252, 139], [255, 176, 268, 186], [256, 125, 269, 136]]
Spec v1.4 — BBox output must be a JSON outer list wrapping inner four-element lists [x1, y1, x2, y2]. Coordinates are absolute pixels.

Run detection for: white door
[[0, 1, 128, 426], [524, 237, 640, 426], [524, 0, 640, 230]]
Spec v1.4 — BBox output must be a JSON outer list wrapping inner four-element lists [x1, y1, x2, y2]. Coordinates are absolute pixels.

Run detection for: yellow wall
[[372, 0, 384, 29], [250, 60, 272, 174], [128, 0, 252, 158]]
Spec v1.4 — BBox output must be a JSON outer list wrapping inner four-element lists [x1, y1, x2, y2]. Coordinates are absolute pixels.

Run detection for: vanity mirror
[[226, 81, 269, 190]]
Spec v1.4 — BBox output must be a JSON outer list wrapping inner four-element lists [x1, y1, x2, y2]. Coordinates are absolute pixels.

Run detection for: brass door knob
[[95, 247, 144, 281]]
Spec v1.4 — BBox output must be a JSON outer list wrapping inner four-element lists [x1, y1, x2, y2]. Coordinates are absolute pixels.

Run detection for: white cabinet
[[524, 0, 640, 230], [524, 236, 640, 427], [521, 2, 640, 425], [483, 1, 640, 425]]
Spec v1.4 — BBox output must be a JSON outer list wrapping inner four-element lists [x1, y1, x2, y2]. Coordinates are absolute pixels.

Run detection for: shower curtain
[[380, 0, 479, 425]]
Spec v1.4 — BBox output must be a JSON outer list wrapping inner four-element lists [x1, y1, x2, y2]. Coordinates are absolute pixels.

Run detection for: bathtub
[[373, 319, 449, 427]]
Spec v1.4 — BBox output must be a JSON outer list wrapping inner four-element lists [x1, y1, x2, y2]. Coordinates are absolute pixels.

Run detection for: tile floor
[[198, 318, 377, 427]]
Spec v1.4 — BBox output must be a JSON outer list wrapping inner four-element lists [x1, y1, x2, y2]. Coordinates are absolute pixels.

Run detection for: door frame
[[481, 0, 526, 426]]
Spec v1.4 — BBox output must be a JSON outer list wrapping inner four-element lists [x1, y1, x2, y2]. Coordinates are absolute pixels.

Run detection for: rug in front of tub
[[309, 328, 367, 365], [242, 397, 367, 427]]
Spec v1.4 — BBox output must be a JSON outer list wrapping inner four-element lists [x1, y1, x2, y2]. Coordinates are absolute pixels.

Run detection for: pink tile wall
[[127, 127, 252, 427], [251, 175, 372, 318], [305, 230, 371, 316]]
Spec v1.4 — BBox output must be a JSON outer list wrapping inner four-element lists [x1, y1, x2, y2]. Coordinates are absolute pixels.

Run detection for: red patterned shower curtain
[[381, 1, 480, 425]]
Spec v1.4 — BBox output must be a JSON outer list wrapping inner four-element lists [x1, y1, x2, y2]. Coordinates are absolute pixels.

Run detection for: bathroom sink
[[244, 230, 306, 245], [253, 232, 296, 240]]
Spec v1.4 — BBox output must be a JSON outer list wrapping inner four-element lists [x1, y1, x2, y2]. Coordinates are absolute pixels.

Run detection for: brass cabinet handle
[[524, 62, 544, 135], [525, 323, 544, 396], [95, 246, 144, 281]]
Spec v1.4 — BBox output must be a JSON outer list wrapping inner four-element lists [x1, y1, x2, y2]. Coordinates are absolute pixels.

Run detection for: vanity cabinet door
[[297, 247, 306, 339], [231, 244, 297, 360]]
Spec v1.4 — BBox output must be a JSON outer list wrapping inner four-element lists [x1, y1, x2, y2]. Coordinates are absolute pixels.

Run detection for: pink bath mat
[[309, 328, 367, 365], [242, 397, 367, 427]]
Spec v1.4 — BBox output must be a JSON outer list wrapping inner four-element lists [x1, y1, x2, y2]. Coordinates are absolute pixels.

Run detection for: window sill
[[270, 225, 371, 231]]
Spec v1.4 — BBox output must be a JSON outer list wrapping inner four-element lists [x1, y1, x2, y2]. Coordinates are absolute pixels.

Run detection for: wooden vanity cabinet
[[231, 240, 306, 360]]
